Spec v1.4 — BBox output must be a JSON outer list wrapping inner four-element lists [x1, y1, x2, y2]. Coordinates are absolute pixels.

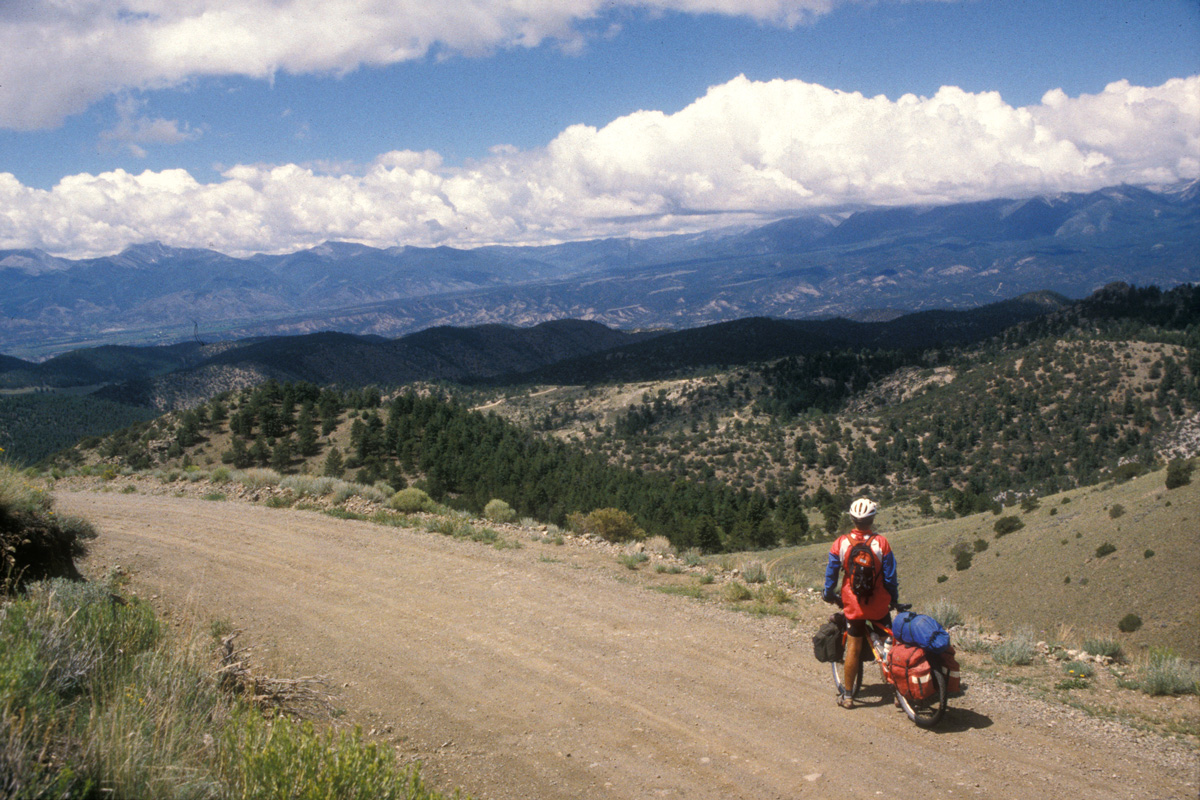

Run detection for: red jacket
[[826, 528, 897, 621]]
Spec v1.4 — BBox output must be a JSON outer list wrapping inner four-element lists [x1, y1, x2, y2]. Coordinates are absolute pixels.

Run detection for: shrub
[[1139, 649, 1200, 696], [388, 487, 434, 513], [993, 515, 1024, 537], [1, 465, 96, 591], [741, 561, 767, 584], [722, 581, 753, 602], [1118, 613, 1143, 633], [754, 585, 790, 605], [1108, 504, 1125, 519], [992, 628, 1036, 666], [951, 541, 973, 571], [1095, 542, 1116, 558], [618, 552, 649, 570], [483, 498, 517, 524], [281, 475, 337, 498], [220, 710, 447, 799], [1063, 660, 1095, 679], [936, 575, 948, 583], [1165, 458, 1193, 489], [973, 538, 988, 553], [239, 468, 282, 489], [643, 536, 675, 556], [424, 517, 473, 538], [1083, 636, 1124, 660], [1144, 549, 1155, 559], [927, 598, 963, 629], [1112, 462, 1148, 483], [567, 507, 646, 542]]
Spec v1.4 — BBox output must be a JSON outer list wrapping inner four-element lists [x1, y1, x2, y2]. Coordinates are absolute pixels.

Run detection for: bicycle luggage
[[812, 613, 846, 663], [887, 642, 936, 701], [892, 611, 950, 653], [935, 646, 963, 695]]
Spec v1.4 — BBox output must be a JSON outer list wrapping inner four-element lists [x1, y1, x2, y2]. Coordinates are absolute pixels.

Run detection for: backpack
[[811, 613, 846, 663], [845, 540, 879, 602], [891, 612, 951, 653], [887, 643, 936, 701]]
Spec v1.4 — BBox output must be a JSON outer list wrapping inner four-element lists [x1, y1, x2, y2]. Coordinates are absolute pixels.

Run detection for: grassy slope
[[768, 468, 1200, 660]]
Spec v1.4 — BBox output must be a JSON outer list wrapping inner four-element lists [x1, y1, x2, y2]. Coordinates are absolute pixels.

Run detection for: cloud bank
[[1, 75, 1197, 258], [0, 0, 860, 131]]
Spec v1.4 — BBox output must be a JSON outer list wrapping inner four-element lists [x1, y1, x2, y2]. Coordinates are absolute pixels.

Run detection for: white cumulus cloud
[[99, 96, 203, 158], [0, 0, 876, 130], [0, 75, 1197, 258]]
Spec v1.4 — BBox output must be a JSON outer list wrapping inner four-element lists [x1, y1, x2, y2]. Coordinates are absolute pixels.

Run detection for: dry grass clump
[[722, 581, 753, 602], [992, 627, 1036, 666], [1138, 649, 1200, 696], [643, 535, 675, 556], [238, 468, 282, 488]]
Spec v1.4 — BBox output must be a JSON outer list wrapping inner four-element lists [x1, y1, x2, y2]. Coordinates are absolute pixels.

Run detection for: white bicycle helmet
[[849, 497, 878, 520]]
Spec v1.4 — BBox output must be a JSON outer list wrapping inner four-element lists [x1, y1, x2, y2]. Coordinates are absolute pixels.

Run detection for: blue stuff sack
[[892, 611, 951, 653]]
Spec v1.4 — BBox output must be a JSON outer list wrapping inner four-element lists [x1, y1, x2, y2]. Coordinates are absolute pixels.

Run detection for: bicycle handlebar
[[824, 596, 912, 614]]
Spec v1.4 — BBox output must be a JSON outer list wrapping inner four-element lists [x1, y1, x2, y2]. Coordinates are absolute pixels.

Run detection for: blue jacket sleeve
[[823, 552, 841, 599], [882, 551, 899, 604]]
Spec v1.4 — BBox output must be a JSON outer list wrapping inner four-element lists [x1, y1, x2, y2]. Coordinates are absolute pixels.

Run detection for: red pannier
[[887, 642, 935, 701], [937, 646, 962, 695]]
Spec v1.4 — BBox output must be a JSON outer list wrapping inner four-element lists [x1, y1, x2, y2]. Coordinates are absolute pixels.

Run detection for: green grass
[[722, 581, 753, 602], [992, 628, 1036, 666], [0, 577, 464, 799], [1082, 636, 1124, 661], [653, 585, 705, 599], [1139, 649, 1200, 696], [618, 552, 649, 570]]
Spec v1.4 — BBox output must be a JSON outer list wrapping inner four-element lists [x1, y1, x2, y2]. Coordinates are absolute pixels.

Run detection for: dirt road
[[58, 490, 1196, 800]]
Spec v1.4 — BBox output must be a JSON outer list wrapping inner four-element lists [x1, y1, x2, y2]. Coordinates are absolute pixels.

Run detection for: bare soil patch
[[58, 489, 1196, 800]]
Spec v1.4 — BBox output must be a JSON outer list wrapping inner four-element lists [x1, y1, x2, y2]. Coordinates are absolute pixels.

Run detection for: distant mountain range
[[1, 181, 1196, 360], [1, 291, 1072, 411]]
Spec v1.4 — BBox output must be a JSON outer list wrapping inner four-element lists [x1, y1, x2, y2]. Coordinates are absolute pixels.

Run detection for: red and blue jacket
[[824, 528, 899, 621]]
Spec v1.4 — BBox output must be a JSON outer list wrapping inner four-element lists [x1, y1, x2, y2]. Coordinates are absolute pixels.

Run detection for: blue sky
[[0, 0, 1197, 258]]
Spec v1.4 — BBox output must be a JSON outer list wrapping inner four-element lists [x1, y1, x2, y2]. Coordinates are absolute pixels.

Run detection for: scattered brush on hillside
[[44, 283, 1200, 558]]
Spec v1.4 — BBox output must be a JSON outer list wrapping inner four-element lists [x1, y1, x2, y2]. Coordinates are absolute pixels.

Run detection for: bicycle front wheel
[[896, 665, 947, 727], [830, 659, 862, 700]]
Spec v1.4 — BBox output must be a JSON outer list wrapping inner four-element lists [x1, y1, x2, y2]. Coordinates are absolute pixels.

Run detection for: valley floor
[[58, 489, 1197, 800]]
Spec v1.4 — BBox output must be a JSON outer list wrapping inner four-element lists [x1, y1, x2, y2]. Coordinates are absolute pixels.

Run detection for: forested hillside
[[0, 393, 156, 464], [47, 284, 1199, 552]]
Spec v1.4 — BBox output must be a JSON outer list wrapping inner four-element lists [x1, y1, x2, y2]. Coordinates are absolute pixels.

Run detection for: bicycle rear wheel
[[896, 665, 947, 727]]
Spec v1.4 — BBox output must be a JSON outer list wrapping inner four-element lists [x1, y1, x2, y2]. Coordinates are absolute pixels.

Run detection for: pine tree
[[323, 446, 345, 479]]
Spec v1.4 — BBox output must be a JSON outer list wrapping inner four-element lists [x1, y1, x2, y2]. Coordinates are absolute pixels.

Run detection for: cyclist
[[823, 497, 899, 708]]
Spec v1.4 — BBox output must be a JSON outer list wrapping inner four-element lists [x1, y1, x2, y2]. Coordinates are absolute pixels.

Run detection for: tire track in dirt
[[57, 490, 1196, 800]]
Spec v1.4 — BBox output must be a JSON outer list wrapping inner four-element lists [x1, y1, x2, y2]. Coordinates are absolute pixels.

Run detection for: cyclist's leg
[[841, 618, 866, 708]]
